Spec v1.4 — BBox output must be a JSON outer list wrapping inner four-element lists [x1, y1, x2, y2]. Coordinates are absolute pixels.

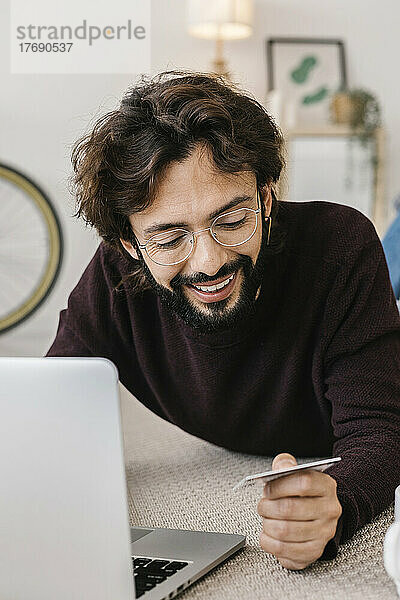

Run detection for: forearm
[[322, 326, 400, 557], [316, 429, 399, 562], [326, 427, 400, 544]]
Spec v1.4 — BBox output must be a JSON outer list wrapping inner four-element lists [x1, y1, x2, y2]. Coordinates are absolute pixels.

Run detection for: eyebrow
[[142, 194, 255, 237]]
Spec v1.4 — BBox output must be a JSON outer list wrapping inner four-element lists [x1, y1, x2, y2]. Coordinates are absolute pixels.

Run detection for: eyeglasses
[[135, 190, 267, 267]]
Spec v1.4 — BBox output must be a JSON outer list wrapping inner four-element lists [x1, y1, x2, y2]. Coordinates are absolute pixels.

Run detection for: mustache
[[170, 255, 252, 288]]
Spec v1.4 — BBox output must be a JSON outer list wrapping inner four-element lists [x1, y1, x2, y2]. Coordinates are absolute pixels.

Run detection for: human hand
[[257, 453, 342, 570]]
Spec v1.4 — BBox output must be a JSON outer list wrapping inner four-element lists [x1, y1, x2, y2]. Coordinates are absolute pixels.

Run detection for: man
[[47, 71, 400, 570]]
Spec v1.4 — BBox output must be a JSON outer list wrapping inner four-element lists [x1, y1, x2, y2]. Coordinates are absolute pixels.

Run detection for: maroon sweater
[[46, 201, 400, 561]]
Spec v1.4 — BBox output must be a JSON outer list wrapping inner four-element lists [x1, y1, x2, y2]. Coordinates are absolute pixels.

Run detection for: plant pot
[[330, 92, 364, 125]]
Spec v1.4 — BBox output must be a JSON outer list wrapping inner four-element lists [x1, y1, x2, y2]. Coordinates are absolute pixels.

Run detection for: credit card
[[233, 457, 341, 491]]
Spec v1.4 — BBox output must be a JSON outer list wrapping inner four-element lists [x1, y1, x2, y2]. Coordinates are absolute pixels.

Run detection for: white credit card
[[232, 457, 341, 491]]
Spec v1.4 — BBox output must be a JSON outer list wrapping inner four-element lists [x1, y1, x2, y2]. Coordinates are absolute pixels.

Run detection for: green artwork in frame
[[266, 38, 348, 125]]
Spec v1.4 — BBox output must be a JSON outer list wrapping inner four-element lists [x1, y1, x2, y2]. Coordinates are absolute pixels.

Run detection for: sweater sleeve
[[45, 243, 120, 360], [46, 312, 94, 357], [318, 233, 400, 561]]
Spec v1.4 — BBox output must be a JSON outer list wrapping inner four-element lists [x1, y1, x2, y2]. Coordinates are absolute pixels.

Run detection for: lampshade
[[187, 0, 254, 41]]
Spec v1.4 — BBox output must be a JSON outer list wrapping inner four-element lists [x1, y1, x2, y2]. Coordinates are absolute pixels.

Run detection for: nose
[[186, 229, 230, 278]]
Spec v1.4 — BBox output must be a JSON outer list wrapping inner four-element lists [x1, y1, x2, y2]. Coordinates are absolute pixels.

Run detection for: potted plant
[[330, 87, 381, 169]]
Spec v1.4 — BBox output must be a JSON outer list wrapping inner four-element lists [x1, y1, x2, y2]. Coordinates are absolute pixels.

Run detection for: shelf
[[283, 125, 383, 138]]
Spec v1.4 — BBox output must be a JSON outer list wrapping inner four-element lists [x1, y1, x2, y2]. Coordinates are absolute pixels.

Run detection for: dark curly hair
[[71, 70, 286, 291]]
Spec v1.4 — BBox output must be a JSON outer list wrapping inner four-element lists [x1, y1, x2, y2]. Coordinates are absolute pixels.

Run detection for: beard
[[136, 220, 270, 334]]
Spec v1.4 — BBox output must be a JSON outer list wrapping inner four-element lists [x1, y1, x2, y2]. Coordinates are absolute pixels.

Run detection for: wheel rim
[[0, 164, 63, 334]]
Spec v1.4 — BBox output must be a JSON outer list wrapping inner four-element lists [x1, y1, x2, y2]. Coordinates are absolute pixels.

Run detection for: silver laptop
[[0, 357, 245, 600]]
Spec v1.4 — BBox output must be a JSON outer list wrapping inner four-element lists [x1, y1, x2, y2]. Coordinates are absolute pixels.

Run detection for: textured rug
[[120, 385, 397, 600]]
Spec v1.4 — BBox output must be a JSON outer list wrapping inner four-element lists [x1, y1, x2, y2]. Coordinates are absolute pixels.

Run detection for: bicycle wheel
[[0, 163, 63, 334]]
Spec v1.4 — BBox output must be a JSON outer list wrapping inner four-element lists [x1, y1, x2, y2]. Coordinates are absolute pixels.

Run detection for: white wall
[[1, 0, 399, 356]]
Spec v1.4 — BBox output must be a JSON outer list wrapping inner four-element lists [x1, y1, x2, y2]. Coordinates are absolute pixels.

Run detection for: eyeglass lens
[[144, 207, 258, 266]]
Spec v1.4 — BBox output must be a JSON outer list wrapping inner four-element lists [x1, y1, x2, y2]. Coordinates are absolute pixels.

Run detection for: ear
[[260, 184, 273, 218], [120, 238, 139, 260]]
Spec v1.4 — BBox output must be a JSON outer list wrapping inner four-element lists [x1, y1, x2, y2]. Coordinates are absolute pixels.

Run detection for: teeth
[[193, 273, 234, 293]]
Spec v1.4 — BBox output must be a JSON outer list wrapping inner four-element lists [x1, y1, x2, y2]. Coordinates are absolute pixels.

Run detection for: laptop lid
[[0, 357, 135, 600]]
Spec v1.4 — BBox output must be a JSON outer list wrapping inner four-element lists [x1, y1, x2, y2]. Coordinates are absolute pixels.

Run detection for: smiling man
[[119, 146, 271, 334], [46, 71, 400, 570]]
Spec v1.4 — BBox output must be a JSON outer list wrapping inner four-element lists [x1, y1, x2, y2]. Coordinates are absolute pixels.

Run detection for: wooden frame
[[266, 37, 348, 92], [266, 38, 348, 127]]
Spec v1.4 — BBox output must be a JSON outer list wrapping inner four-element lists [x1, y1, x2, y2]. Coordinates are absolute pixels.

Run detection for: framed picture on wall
[[266, 37, 348, 127]]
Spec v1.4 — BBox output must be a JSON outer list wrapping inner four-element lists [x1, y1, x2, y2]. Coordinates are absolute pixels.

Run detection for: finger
[[257, 495, 327, 521], [262, 517, 320, 542], [260, 531, 322, 563], [276, 556, 311, 571], [272, 453, 297, 471], [264, 470, 330, 500]]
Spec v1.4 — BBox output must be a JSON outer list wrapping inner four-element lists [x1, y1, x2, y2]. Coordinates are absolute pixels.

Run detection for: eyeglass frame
[[134, 189, 269, 267]]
